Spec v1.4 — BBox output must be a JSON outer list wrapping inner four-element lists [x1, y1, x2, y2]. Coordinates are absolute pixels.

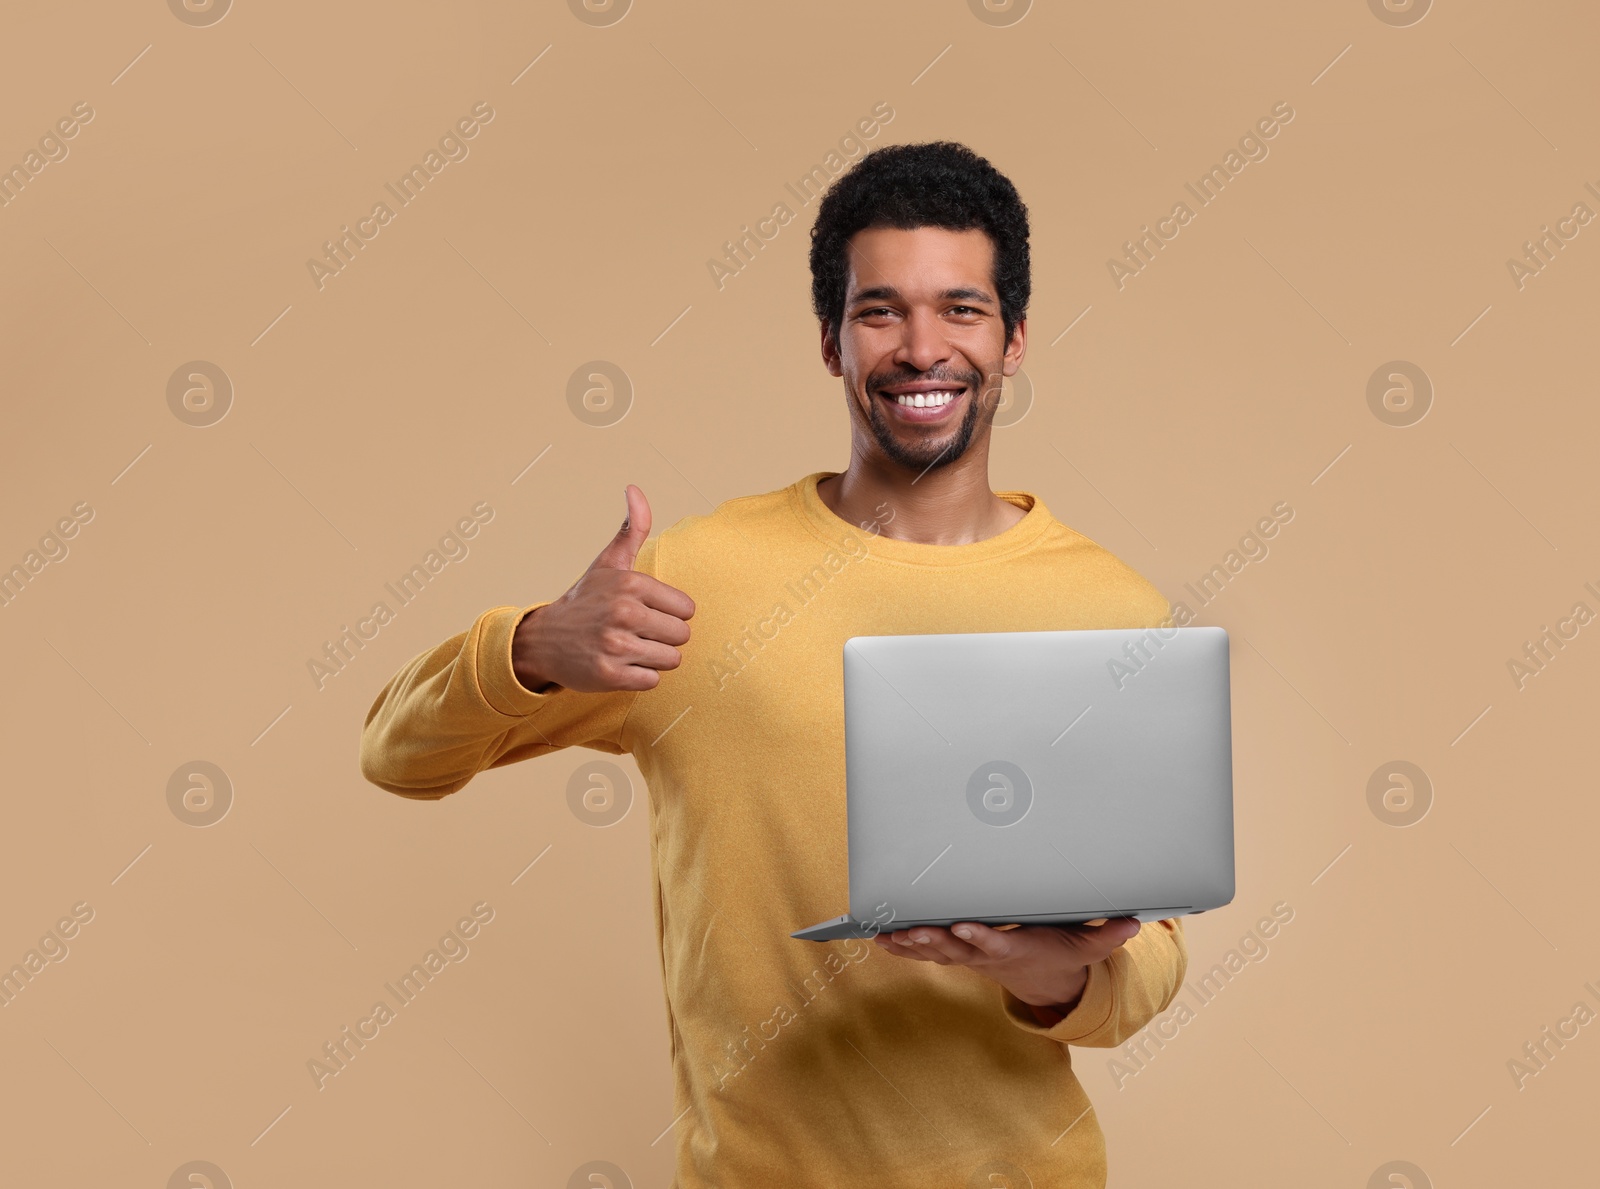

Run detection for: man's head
[[809, 141, 1030, 476]]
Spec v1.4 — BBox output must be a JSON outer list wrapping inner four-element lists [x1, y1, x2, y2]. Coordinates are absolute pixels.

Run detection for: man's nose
[[895, 307, 953, 372]]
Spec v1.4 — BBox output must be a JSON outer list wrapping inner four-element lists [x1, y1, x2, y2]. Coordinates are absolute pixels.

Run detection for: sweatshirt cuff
[[477, 601, 558, 717], [999, 958, 1114, 1043]]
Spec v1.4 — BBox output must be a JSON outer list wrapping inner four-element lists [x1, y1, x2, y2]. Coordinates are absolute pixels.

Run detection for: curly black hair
[[808, 140, 1031, 350]]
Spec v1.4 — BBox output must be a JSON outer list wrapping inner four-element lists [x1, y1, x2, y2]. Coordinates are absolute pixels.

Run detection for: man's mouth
[[876, 385, 966, 422]]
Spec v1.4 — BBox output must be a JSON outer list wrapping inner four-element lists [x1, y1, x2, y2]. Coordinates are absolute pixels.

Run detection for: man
[[361, 140, 1186, 1187]]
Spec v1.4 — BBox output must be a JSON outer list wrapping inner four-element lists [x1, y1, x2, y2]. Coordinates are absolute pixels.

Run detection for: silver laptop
[[793, 626, 1235, 942]]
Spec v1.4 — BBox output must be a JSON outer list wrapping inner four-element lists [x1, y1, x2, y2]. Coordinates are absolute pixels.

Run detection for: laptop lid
[[841, 626, 1235, 930]]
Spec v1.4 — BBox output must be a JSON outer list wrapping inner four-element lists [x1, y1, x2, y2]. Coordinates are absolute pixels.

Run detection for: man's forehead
[[844, 226, 996, 297]]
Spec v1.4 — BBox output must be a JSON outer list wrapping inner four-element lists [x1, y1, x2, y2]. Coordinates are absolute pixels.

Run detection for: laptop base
[[792, 906, 1199, 942]]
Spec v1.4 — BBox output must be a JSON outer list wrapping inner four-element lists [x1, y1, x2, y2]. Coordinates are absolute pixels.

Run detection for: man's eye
[[950, 306, 980, 316]]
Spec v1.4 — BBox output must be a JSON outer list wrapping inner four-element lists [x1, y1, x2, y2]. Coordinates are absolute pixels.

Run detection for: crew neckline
[[791, 471, 1055, 567]]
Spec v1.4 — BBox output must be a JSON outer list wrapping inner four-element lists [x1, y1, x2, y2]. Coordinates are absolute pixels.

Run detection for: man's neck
[[816, 457, 1027, 546]]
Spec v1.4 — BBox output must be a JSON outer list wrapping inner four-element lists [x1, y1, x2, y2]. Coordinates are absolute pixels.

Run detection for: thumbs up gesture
[[511, 485, 696, 694]]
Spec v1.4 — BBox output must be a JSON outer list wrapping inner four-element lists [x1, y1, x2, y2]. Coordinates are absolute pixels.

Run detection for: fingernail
[[953, 926, 972, 939], [621, 490, 630, 531]]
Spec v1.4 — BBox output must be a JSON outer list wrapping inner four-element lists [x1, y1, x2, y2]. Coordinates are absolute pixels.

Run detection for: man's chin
[[869, 407, 980, 473], [873, 432, 965, 474]]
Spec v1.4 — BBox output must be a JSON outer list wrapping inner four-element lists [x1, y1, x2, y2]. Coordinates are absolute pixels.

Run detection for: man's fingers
[[628, 603, 692, 648], [610, 638, 683, 677], [632, 573, 696, 622], [605, 665, 664, 693], [877, 926, 984, 965], [1100, 917, 1142, 944], [949, 922, 1018, 958], [874, 934, 932, 961], [590, 484, 652, 572], [880, 929, 954, 960], [1057, 916, 1141, 956], [908, 928, 983, 964]]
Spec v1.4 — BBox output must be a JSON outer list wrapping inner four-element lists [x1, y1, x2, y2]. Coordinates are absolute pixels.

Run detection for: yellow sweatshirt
[[360, 471, 1187, 1187]]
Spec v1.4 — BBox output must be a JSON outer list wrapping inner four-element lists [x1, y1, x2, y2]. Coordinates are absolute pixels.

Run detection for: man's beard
[[863, 367, 997, 475]]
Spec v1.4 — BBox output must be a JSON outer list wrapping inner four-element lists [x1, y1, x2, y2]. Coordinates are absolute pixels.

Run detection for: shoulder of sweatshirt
[[648, 479, 799, 564], [1037, 516, 1172, 626]]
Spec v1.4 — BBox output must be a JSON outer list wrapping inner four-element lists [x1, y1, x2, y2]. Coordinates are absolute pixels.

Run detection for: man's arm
[[999, 917, 1187, 1046], [874, 916, 1187, 1047], [359, 486, 693, 800], [358, 597, 634, 800]]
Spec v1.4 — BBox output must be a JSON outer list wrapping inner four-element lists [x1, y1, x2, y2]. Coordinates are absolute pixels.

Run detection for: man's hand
[[874, 918, 1142, 1016], [512, 485, 696, 693]]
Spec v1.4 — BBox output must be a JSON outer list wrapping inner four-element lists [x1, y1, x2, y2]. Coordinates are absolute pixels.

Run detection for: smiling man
[[361, 141, 1186, 1188]]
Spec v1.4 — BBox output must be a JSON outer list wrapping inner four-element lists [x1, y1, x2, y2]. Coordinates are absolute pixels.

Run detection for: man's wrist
[[1014, 963, 1090, 1019], [511, 608, 558, 693]]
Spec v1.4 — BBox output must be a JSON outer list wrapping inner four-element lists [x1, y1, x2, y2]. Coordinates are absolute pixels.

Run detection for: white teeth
[[893, 390, 958, 408]]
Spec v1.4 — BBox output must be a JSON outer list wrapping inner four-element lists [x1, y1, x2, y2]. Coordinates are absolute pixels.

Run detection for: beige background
[[2, 0, 1596, 1185]]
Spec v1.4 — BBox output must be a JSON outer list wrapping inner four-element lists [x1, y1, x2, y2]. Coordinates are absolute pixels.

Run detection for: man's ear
[[820, 319, 844, 377], [1002, 314, 1027, 377]]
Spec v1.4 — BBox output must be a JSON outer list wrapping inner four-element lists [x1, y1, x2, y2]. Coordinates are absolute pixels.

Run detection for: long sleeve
[[357, 537, 657, 800], [998, 916, 1188, 1047]]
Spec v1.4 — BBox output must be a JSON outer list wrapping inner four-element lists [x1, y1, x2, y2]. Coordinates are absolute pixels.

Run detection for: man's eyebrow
[[848, 285, 996, 306]]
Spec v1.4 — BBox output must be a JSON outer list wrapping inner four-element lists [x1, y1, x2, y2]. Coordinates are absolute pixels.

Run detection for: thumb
[[590, 484, 651, 571], [1094, 917, 1142, 946]]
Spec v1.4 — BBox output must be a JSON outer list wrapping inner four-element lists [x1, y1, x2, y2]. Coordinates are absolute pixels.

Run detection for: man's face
[[822, 225, 1025, 475]]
